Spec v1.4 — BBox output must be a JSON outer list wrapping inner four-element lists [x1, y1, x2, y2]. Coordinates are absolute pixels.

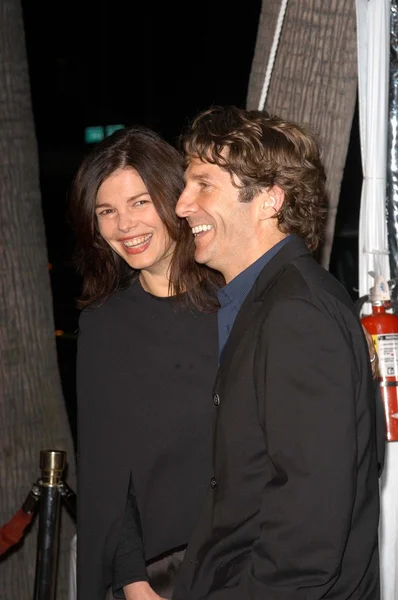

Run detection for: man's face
[[176, 157, 261, 282]]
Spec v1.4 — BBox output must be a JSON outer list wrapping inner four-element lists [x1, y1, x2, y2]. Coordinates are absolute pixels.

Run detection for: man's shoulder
[[270, 253, 355, 313], [252, 256, 368, 369]]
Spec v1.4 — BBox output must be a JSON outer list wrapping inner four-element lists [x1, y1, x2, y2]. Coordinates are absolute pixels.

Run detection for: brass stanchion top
[[40, 450, 66, 485]]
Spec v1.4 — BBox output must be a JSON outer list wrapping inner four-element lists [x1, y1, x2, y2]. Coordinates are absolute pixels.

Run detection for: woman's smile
[[121, 233, 153, 254]]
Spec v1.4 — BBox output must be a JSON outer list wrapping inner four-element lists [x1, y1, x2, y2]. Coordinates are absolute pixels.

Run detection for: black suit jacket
[[173, 237, 380, 600]]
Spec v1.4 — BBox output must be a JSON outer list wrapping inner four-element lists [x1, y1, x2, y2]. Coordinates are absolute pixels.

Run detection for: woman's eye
[[97, 209, 114, 216], [133, 199, 149, 207]]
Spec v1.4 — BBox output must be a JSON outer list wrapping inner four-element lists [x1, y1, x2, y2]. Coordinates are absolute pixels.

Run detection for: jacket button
[[210, 477, 217, 489], [213, 393, 220, 406]]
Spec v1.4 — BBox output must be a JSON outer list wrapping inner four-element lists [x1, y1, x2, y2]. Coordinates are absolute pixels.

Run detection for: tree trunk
[[247, 0, 358, 268], [0, 1, 76, 598]]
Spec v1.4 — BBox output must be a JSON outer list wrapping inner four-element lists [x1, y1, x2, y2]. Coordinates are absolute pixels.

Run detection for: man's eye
[[199, 182, 211, 190]]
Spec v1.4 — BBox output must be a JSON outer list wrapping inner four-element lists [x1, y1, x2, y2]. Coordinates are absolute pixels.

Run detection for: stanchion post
[[33, 450, 66, 600]]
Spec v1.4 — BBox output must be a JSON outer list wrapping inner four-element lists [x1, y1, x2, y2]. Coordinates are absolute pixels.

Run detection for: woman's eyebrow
[[95, 191, 149, 209]]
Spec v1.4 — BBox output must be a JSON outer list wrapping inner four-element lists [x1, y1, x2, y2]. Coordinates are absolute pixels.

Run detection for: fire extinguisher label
[[373, 333, 398, 377]]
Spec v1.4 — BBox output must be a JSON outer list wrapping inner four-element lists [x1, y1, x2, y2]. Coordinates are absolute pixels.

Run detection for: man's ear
[[259, 185, 284, 220]]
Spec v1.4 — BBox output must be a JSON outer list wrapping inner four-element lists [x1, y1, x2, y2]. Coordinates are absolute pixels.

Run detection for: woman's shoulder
[[78, 282, 140, 329]]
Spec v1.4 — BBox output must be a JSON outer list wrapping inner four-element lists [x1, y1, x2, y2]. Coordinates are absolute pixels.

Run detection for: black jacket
[[173, 237, 380, 600], [76, 282, 218, 599]]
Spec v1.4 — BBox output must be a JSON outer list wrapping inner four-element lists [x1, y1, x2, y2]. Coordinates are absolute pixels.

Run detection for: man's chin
[[194, 249, 210, 267]]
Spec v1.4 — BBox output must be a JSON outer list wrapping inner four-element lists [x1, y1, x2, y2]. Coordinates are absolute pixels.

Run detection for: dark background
[[20, 1, 362, 442]]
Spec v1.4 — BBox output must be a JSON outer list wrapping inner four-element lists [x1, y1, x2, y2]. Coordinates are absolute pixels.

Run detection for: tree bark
[[0, 1, 76, 598], [247, 0, 358, 268]]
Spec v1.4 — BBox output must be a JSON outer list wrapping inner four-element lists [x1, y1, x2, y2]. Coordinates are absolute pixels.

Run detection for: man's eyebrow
[[184, 171, 214, 183]]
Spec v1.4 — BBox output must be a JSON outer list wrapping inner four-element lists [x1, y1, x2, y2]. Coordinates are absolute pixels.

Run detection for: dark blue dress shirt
[[217, 235, 293, 359]]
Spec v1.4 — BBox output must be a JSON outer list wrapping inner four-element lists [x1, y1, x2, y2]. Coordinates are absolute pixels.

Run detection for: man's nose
[[176, 189, 195, 218]]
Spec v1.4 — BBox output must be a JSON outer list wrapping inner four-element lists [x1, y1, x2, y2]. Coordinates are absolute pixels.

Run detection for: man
[[173, 106, 380, 599]]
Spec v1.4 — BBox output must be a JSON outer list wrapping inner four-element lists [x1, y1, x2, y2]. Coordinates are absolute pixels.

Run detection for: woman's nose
[[118, 212, 137, 232]]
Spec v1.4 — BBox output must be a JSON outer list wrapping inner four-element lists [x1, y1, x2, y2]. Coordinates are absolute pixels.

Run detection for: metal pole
[[33, 450, 66, 600]]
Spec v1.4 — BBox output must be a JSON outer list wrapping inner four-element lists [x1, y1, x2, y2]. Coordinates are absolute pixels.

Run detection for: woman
[[69, 126, 222, 600]]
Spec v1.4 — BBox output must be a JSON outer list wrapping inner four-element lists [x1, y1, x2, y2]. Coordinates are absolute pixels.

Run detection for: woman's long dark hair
[[69, 126, 223, 310]]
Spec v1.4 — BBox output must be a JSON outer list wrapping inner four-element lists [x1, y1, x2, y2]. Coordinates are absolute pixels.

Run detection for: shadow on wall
[[329, 99, 362, 301]]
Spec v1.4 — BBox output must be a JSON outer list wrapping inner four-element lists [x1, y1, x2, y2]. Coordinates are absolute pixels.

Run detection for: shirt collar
[[217, 235, 293, 309]]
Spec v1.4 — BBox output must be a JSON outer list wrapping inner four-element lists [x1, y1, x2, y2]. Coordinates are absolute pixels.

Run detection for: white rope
[[258, 0, 290, 111]]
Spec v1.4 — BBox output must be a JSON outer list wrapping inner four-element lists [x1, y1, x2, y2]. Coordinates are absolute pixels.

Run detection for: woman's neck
[[139, 269, 174, 297]]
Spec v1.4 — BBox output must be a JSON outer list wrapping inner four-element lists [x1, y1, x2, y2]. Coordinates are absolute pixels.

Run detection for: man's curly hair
[[182, 106, 328, 251]]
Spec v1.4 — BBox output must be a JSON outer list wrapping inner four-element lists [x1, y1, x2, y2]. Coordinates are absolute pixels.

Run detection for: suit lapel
[[214, 237, 310, 388]]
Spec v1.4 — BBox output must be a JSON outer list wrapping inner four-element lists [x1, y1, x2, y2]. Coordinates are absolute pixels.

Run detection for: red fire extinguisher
[[361, 275, 398, 442]]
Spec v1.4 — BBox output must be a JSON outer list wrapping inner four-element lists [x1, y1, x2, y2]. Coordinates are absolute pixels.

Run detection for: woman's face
[[95, 168, 175, 275]]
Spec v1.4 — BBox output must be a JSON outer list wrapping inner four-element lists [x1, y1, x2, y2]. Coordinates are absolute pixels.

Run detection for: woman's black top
[[76, 280, 218, 599]]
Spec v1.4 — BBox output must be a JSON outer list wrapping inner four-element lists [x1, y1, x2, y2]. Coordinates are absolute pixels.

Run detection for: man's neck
[[223, 232, 288, 284]]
